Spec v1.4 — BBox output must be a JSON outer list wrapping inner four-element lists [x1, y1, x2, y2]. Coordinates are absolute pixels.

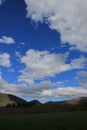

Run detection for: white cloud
[[18, 49, 86, 84], [18, 49, 69, 83], [0, 76, 87, 100], [0, 76, 63, 99], [41, 87, 87, 99], [76, 71, 87, 88], [24, 0, 87, 52], [0, 76, 26, 96], [0, 36, 15, 44], [0, 75, 87, 100], [0, 53, 11, 67], [20, 80, 55, 98], [70, 56, 87, 69]]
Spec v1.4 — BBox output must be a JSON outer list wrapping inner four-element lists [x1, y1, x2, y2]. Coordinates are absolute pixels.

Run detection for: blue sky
[[0, 0, 87, 102]]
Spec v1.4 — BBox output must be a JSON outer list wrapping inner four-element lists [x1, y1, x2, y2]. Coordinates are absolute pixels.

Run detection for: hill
[[0, 93, 26, 107], [42, 97, 87, 112], [29, 100, 41, 105], [0, 93, 87, 114], [65, 97, 87, 105]]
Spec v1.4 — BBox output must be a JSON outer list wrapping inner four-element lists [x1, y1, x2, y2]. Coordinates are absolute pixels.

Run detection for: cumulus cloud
[[19, 80, 57, 98], [24, 0, 87, 52], [18, 49, 69, 83], [70, 56, 87, 69], [0, 76, 62, 99], [0, 36, 15, 44], [0, 76, 87, 100], [76, 71, 87, 88], [18, 49, 86, 84], [0, 53, 11, 67], [0, 75, 87, 100], [0, 76, 27, 96], [41, 87, 87, 99]]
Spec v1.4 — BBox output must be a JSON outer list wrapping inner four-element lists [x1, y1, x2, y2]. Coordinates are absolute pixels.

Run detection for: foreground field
[[0, 111, 87, 130]]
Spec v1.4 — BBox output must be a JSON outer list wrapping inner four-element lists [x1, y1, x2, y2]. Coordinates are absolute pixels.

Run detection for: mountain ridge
[[65, 97, 87, 105], [0, 93, 27, 107], [0, 93, 87, 113]]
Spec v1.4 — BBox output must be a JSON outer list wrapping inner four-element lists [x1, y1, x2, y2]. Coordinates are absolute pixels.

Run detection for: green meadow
[[0, 111, 87, 130]]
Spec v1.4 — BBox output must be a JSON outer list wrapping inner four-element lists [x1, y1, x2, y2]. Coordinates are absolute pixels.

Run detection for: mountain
[[0, 93, 87, 114], [65, 97, 87, 105], [42, 97, 87, 112], [0, 93, 27, 107], [29, 100, 41, 105], [26, 97, 87, 113]]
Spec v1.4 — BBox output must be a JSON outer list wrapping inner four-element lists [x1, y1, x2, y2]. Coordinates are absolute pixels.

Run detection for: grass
[[0, 111, 87, 130]]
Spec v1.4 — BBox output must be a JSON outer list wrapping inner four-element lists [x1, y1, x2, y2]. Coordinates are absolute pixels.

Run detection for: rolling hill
[[0, 93, 27, 107], [0, 93, 87, 114], [65, 97, 87, 105]]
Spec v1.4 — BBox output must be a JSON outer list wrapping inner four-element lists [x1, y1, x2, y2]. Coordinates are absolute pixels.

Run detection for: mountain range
[[0, 93, 87, 114], [0, 93, 27, 107]]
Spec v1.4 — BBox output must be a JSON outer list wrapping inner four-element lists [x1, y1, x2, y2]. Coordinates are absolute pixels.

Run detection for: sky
[[0, 0, 87, 102]]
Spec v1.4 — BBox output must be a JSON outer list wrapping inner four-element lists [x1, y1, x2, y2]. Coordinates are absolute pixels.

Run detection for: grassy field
[[0, 111, 87, 130]]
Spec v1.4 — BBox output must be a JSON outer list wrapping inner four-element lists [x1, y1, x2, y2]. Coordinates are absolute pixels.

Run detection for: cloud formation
[[0, 53, 11, 67], [0, 76, 62, 99], [76, 71, 87, 88], [42, 87, 87, 99], [18, 49, 86, 84], [0, 36, 15, 44], [25, 0, 87, 52], [0, 75, 87, 100]]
